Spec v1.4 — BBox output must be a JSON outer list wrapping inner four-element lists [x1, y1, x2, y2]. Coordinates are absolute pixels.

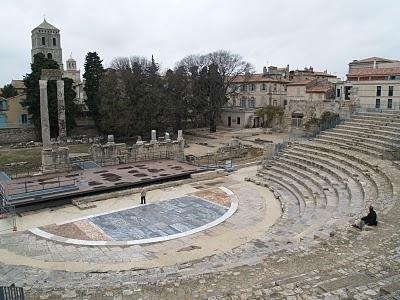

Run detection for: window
[[390, 76, 396, 80], [345, 86, 351, 100], [376, 86, 381, 96], [284, 99, 287, 106], [240, 84, 246, 92], [273, 100, 277, 106], [232, 99, 236, 107], [250, 84, 255, 91], [53, 38, 56, 46], [240, 97, 246, 107], [337, 88, 341, 98], [376, 99, 380, 108], [47, 53, 52, 60], [21, 114, 28, 124], [388, 99, 393, 109], [389, 86, 394, 97], [261, 83, 266, 91], [41, 37, 46, 45], [237, 117, 241, 125], [0, 100, 6, 110], [249, 97, 255, 108]]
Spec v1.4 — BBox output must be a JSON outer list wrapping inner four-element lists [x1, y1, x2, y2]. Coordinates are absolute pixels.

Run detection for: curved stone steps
[[337, 124, 400, 139], [256, 171, 306, 214], [280, 152, 353, 214], [349, 117, 400, 129], [297, 141, 393, 195], [353, 113, 400, 121], [254, 173, 331, 240], [319, 130, 399, 149], [344, 120, 400, 133], [273, 157, 336, 208], [334, 127, 400, 144], [296, 142, 395, 212], [278, 155, 342, 201], [292, 144, 382, 199], [315, 135, 384, 158], [258, 168, 315, 213], [261, 165, 319, 208], [285, 149, 366, 213], [259, 177, 302, 219]]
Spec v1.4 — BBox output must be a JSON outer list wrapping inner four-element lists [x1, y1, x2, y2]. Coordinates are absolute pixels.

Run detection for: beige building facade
[[346, 57, 400, 111], [221, 67, 290, 128], [0, 94, 29, 129]]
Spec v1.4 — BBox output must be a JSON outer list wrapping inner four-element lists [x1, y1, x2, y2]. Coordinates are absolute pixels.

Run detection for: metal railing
[[0, 286, 24, 300], [3, 177, 77, 196]]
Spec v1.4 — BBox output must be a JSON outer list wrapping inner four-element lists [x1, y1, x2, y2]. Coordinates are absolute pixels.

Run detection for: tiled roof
[[347, 67, 400, 77], [286, 80, 313, 86], [11, 80, 26, 90], [33, 19, 58, 31], [231, 74, 290, 83], [352, 57, 398, 63]]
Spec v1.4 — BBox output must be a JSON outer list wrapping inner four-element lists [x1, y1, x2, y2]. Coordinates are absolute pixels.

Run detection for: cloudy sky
[[1, 0, 399, 86]]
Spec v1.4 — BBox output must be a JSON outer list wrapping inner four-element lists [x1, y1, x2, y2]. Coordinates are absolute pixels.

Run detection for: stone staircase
[[250, 111, 400, 243]]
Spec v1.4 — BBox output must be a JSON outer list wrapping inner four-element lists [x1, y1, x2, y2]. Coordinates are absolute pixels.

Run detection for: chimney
[[263, 66, 267, 74]]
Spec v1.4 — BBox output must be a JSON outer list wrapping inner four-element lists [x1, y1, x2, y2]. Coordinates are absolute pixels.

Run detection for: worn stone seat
[[272, 158, 337, 208], [334, 126, 400, 143], [349, 117, 400, 129], [284, 148, 366, 212], [315, 135, 385, 158]]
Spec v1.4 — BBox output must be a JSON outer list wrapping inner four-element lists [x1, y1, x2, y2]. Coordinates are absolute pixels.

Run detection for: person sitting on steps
[[353, 206, 378, 230]]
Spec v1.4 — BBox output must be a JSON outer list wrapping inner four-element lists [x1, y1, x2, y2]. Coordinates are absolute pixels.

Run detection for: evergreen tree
[[0, 84, 18, 98], [83, 52, 104, 124], [22, 53, 77, 138]]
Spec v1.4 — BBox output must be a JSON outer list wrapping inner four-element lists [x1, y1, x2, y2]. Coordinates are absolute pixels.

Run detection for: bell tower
[[31, 18, 63, 69]]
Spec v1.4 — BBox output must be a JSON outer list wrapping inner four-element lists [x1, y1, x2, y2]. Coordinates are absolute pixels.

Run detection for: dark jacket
[[361, 209, 378, 226]]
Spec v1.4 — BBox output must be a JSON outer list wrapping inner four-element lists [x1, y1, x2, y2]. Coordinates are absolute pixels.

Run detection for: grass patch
[[0, 144, 92, 170]]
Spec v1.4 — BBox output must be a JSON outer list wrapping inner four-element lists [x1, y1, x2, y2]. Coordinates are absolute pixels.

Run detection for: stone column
[[177, 130, 183, 141], [165, 132, 171, 142], [151, 130, 157, 143], [39, 80, 51, 149], [57, 80, 67, 141]]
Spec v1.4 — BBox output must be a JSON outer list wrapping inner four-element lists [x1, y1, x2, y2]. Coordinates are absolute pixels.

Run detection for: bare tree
[[176, 50, 253, 95]]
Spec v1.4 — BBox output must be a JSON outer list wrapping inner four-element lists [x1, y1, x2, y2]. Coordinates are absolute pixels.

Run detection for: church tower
[[64, 55, 81, 83], [31, 18, 63, 69]]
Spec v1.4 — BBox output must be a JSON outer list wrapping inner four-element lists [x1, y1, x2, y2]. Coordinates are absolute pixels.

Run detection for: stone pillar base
[[41, 147, 70, 174]]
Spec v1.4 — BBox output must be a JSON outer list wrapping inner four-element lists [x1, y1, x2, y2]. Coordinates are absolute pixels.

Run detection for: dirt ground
[[184, 126, 289, 163]]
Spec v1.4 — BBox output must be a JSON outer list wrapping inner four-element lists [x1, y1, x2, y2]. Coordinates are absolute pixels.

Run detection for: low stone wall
[[90, 130, 185, 166], [0, 127, 37, 145]]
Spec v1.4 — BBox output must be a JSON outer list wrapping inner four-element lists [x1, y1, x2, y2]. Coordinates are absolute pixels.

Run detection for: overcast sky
[[1, 0, 399, 86]]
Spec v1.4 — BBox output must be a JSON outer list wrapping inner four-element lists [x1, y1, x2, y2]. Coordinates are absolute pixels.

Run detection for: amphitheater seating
[[251, 111, 400, 243]]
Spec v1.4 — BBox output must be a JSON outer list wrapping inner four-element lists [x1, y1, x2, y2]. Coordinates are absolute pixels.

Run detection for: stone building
[[221, 66, 290, 128], [346, 57, 400, 110], [289, 66, 337, 83], [31, 19, 63, 69], [30, 19, 88, 112]]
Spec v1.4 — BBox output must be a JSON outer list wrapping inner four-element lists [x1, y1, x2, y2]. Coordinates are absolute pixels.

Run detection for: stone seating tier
[[333, 127, 400, 143], [315, 135, 384, 158], [318, 130, 399, 149], [283, 149, 366, 212], [253, 112, 400, 243]]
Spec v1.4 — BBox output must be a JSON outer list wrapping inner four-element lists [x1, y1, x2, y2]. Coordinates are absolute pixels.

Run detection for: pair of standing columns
[[39, 80, 67, 148]]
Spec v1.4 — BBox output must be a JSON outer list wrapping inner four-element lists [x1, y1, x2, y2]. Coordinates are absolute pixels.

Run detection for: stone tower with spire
[[64, 54, 81, 83], [31, 18, 63, 69]]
